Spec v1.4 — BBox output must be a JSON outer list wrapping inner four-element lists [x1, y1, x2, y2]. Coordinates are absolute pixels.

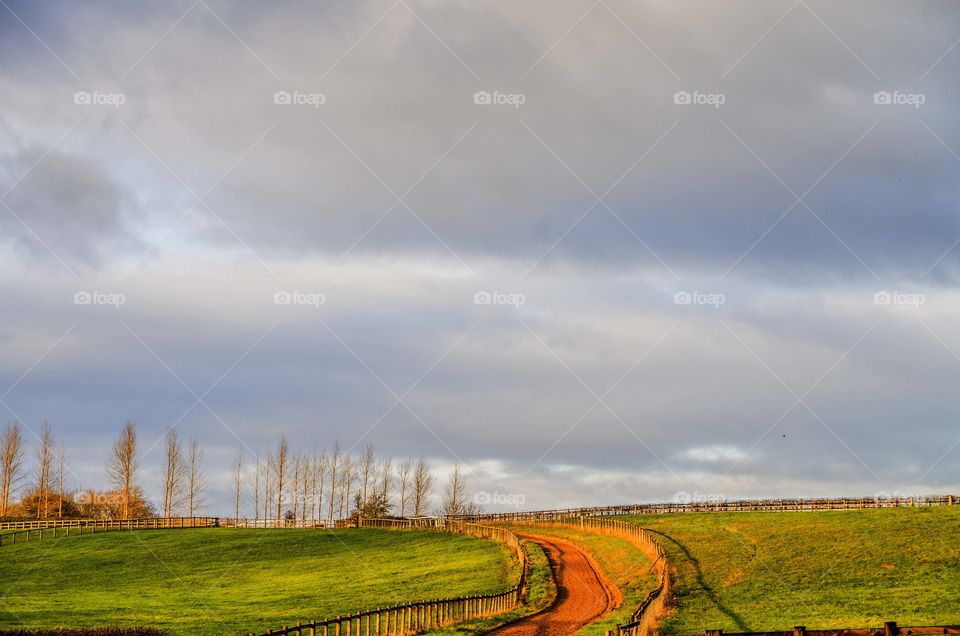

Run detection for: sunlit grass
[[0, 528, 517, 635], [624, 506, 960, 634]]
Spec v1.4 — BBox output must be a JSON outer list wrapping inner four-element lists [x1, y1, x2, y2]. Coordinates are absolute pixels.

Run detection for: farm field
[[625, 506, 960, 634], [0, 528, 518, 635]]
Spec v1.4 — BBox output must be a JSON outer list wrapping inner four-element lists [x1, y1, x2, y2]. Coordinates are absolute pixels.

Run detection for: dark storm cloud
[[3, 0, 958, 278]]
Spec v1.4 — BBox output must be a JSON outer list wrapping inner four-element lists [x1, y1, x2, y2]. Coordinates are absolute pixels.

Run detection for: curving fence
[[248, 517, 529, 636]]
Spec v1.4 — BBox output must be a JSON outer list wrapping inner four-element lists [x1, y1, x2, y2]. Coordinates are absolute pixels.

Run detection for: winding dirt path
[[487, 533, 620, 636]]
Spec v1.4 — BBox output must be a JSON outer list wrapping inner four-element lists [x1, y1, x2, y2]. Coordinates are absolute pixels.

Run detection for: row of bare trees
[[237, 438, 479, 524], [1, 422, 69, 518], [1, 420, 480, 521]]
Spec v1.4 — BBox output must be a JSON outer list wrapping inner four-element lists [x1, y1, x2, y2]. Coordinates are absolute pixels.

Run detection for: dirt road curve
[[487, 533, 620, 636]]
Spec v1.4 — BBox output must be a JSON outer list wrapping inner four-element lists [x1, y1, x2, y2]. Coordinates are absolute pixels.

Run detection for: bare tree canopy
[[0, 422, 26, 516], [34, 422, 55, 519], [442, 465, 468, 517], [412, 458, 434, 517], [160, 429, 185, 518], [106, 422, 139, 518], [186, 438, 207, 517]]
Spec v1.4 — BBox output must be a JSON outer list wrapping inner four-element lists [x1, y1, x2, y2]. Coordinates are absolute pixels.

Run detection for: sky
[[1, 0, 959, 514]]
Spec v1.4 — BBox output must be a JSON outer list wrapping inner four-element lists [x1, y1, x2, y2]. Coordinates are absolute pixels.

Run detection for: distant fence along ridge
[[461, 494, 957, 522]]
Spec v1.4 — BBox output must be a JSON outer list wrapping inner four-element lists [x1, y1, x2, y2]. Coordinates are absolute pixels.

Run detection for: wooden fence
[[495, 516, 671, 636], [463, 495, 957, 522], [218, 518, 330, 529], [692, 622, 960, 636], [0, 517, 217, 546], [249, 517, 529, 636], [0, 517, 220, 531]]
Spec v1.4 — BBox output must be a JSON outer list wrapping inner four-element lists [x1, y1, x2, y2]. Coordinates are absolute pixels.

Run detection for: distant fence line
[[249, 517, 529, 636], [495, 516, 671, 636], [0, 517, 217, 547], [462, 495, 958, 522], [691, 622, 960, 636]]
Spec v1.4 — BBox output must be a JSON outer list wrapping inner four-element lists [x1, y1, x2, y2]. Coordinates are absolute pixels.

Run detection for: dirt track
[[486, 533, 620, 636]]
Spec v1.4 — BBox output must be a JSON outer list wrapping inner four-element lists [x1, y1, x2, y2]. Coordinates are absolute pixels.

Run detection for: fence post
[[885, 622, 898, 636], [794, 627, 806, 636]]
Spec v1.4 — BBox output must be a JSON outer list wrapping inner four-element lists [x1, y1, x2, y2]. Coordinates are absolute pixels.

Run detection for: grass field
[[0, 528, 518, 635], [625, 506, 960, 634]]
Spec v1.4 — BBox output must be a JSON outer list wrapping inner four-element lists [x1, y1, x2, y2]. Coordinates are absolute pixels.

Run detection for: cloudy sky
[[2, 0, 960, 513]]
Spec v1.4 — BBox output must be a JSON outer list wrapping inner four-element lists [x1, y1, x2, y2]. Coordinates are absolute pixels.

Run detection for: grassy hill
[[0, 528, 518, 635], [625, 506, 960, 634]]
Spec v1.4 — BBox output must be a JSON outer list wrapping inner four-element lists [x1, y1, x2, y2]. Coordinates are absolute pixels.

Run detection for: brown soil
[[487, 533, 620, 636]]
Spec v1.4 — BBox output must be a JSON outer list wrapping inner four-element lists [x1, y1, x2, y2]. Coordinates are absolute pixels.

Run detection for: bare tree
[[253, 453, 262, 522], [106, 422, 139, 518], [274, 435, 289, 520], [327, 441, 340, 525], [264, 455, 275, 522], [232, 451, 243, 520], [160, 429, 185, 518], [442, 465, 468, 517], [0, 422, 26, 516], [412, 458, 434, 517], [313, 449, 327, 525], [359, 444, 376, 505], [35, 422, 55, 518], [378, 456, 393, 512], [56, 446, 66, 518], [398, 458, 413, 517], [186, 438, 207, 517], [339, 454, 355, 518]]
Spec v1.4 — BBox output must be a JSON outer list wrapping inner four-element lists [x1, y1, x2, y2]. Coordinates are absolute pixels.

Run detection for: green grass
[[623, 506, 960, 634], [503, 525, 658, 636], [0, 528, 518, 635], [425, 537, 556, 635]]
